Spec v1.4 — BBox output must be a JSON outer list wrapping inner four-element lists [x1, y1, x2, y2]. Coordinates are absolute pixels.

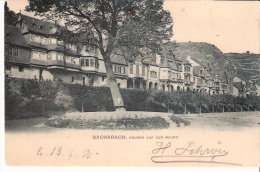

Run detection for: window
[[200, 68, 203, 75], [31, 35, 35, 42], [130, 64, 133, 74], [114, 66, 117, 73], [142, 66, 145, 76], [39, 69, 43, 80], [7, 47, 18, 56], [19, 66, 24, 72], [136, 65, 139, 75], [177, 73, 181, 79], [114, 65, 125, 74], [12, 47, 18, 56], [168, 71, 172, 78], [90, 59, 95, 67], [85, 59, 89, 66], [7, 47, 12, 56], [150, 71, 157, 78], [71, 76, 74, 83], [81, 59, 84, 66], [102, 76, 106, 81], [184, 75, 190, 82], [40, 26, 43, 30], [177, 63, 182, 71], [47, 54, 51, 60], [95, 59, 99, 68], [185, 66, 190, 72]]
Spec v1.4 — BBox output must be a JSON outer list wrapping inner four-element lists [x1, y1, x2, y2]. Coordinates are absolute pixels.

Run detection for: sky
[[5, 0, 260, 54]]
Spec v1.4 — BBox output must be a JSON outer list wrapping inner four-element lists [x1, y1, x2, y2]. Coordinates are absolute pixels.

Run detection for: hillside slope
[[172, 42, 232, 78], [225, 53, 260, 85]]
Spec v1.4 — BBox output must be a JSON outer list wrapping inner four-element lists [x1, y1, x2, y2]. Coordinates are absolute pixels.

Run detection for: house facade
[[5, 13, 241, 96]]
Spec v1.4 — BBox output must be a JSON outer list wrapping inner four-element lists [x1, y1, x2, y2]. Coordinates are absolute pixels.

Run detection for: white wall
[[160, 68, 169, 80], [232, 86, 239, 96], [8, 65, 39, 79]]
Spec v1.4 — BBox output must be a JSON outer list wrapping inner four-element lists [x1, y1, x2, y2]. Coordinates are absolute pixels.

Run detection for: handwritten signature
[[151, 141, 242, 166]]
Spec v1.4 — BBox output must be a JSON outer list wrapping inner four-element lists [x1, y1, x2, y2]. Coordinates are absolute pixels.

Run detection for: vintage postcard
[[2, 0, 260, 169]]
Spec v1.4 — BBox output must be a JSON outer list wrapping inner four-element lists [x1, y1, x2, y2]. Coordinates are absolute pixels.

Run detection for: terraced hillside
[[225, 53, 260, 85]]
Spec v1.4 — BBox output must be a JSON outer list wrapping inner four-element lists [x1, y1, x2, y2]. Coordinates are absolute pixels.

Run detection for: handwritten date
[[36, 146, 98, 160]]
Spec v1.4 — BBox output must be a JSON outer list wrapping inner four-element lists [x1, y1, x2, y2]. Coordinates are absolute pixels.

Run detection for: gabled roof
[[18, 14, 56, 35], [183, 59, 191, 65], [160, 57, 171, 68], [168, 60, 178, 71], [233, 82, 245, 90], [5, 25, 29, 48]]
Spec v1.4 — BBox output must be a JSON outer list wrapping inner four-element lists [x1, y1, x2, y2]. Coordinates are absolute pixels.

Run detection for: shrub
[[5, 78, 260, 119], [45, 117, 170, 130], [170, 115, 191, 127]]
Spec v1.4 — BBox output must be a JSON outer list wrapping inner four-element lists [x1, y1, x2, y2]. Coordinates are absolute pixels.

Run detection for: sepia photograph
[[2, 0, 260, 169]]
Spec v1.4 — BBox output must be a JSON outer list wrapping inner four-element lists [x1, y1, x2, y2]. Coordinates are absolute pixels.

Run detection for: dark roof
[[110, 49, 128, 65], [19, 14, 56, 35], [5, 25, 29, 48], [233, 82, 245, 90], [142, 53, 157, 66]]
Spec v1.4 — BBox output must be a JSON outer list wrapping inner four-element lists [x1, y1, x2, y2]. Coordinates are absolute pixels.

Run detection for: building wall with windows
[[5, 14, 245, 96]]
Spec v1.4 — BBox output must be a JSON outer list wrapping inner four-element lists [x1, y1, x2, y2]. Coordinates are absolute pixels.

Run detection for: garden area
[[5, 78, 260, 131], [5, 78, 260, 120]]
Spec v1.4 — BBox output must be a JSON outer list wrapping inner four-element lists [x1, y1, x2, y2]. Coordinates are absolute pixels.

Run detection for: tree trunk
[[199, 105, 201, 114], [212, 104, 214, 113], [104, 58, 126, 111], [81, 102, 84, 112], [240, 106, 243, 112], [222, 105, 225, 113], [184, 104, 187, 114]]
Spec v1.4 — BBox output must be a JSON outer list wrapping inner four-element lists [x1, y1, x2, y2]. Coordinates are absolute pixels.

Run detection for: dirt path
[[175, 111, 260, 130]]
